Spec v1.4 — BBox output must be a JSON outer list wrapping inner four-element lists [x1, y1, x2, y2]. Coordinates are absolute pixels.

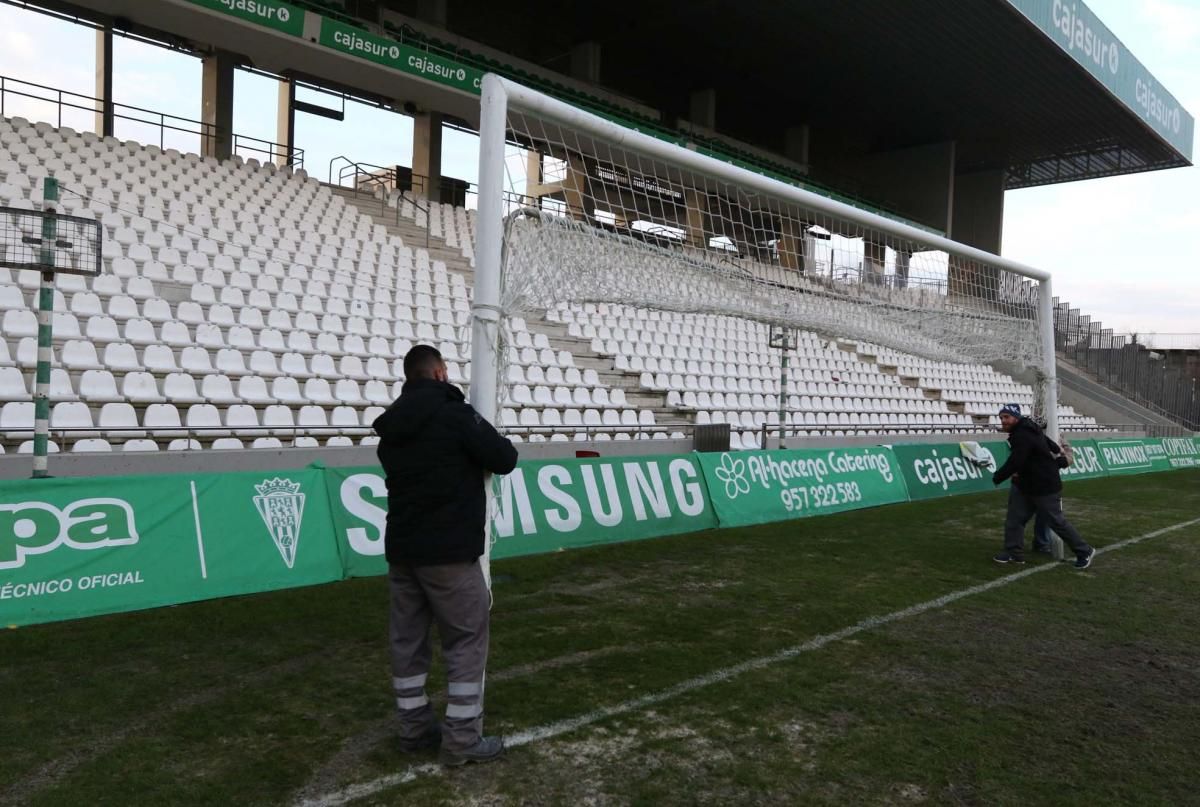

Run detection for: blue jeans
[[1033, 511, 1052, 552], [1004, 488, 1091, 560]]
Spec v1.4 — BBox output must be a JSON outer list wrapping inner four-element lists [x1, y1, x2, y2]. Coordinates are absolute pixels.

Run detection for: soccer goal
[[467, 74, 1059, 438]]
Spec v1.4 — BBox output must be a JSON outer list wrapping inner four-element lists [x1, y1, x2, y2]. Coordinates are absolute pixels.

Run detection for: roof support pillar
[[201, 50, 235, 161], [689, 88, 716, 130], [94, 23, 114, 138], [570, 41, 601, 83], [412, 110, 443, 202]]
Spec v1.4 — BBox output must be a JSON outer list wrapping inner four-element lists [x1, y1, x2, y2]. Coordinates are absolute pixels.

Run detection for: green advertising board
[[892, 441, 1011, 501], [326, 454, 718, 578], [4, 439, 1196, 629], [319, 19, 483, 95], [0, 468, 340, 628], [1141, 439, 1174, 473], [1094, 438, 1157, 475], [184, 0, 306, 37], [1005, 0, 1193, 159], [696, 447, 909, 528], [1059, 438, 1108, 481]]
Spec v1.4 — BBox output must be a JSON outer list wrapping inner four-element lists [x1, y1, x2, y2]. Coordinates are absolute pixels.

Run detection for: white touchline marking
[[299, 516, 1200, 807], [191, 481, 208, 580]]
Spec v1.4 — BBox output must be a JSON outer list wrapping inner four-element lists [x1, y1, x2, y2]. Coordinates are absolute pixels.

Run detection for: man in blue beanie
[[991, 403, 1095, 569]]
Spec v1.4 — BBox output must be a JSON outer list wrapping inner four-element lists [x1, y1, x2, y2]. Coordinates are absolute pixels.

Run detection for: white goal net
[[469, 76, 1057, 430]]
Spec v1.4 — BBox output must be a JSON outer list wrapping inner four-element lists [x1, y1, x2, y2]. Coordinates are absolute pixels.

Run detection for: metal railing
[[233, 133, 305, 170], [1054, 298, 1199, 430], [0, 74, 300, 167], [327, 156, 431, 249], [758, 421, 1187, 446]]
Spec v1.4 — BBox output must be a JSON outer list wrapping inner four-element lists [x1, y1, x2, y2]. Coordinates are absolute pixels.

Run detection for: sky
[[0, 0, 1195, 336]]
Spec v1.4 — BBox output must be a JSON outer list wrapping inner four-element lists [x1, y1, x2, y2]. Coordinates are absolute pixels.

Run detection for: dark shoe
[[398, 723, 441, 753], [440, 735, 504, 767], [1074, 547, 1096, 570], [993, 552, 1026, 564], [1033, 546, 1053, 556]]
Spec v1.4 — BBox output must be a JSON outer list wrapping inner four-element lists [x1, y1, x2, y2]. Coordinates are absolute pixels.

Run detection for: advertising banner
[[1004, 0, 1193, 159], [184, 0, 306, 37], [1058, 438, 1108, 481], [1094, 438, 1157, 475], [5, 439, 1195, 628], [326, 454, 718, 577], [0, 468, 340, 628], [892, 441, 1011, 501], [319, 19, 483, 95], [696, 447, 909, 527]]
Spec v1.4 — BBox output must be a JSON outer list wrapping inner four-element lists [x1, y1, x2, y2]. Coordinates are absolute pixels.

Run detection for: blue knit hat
[[999, 403, 1022, 418]]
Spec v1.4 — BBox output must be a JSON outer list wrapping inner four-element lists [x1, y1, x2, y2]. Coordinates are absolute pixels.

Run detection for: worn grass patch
[[2, 470, 1198, 806]]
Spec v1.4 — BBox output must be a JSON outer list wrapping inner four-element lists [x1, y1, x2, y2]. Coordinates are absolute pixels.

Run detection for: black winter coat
[[373, 379, 518, 565], [991, 417, 1068, 496]]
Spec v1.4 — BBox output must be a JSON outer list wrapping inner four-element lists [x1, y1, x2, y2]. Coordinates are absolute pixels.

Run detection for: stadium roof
[[36, 0, 1194, 200], [433, 0, 1193, 189]]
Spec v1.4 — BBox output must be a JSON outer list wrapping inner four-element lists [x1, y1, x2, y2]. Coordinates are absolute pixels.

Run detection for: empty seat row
[[0, 400, 386, 437]]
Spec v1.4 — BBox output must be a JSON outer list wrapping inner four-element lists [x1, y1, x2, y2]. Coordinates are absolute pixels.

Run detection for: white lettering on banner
[[0, 498, 138, 570], [75, 571, 144, 591], [826, 450, 895, 484], [333, 29, 401, 62], [1136, 78, 1184, 135], [668, 459, 706, 517], [1052, 0, 1119, 75], [747, 453, 829, 488], [0, 576, 73, 599], [340, 474, 387, 556], [493, 461, 706, 539], [581, 465, 623, 528], [494, 470, 536, 538], [624, 463, 671, 522], [539, 466, 582, 533], [219, 0, 291, 23], [1163, 438, 1199, 457], [406, 55, 469, 84], [1063, 444, 1104, 477], [1101, 444, 1149, 466], [912, 449, 985, 491]]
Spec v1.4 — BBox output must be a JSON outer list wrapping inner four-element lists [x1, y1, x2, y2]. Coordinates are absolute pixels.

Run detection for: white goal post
[[468, 73, 1060, 440]]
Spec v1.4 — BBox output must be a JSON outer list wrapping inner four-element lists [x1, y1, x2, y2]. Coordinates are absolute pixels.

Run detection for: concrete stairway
[[1055, 355, 1182, 431]]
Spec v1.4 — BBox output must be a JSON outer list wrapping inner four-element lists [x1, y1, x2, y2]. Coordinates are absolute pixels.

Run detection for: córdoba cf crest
[[253, 478, 306, 568]]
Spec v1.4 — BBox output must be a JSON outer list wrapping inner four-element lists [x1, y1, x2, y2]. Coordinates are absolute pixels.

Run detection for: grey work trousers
[[388, 559, 490, 752], [1004, 487, 1092, 561]]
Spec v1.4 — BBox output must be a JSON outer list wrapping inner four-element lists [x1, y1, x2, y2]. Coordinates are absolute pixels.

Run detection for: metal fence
[[0, 74, 302, 168], [1054, 299, 1199, 430]]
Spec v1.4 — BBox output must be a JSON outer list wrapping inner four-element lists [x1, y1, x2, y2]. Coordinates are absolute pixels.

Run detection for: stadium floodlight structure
[[0, 178, 101, 477], [469, 73, 1061, 440]]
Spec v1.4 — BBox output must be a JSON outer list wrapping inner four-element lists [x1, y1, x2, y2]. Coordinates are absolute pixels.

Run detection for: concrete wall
[[817, 141, 957, 233], [0, 430, 1142, 481]]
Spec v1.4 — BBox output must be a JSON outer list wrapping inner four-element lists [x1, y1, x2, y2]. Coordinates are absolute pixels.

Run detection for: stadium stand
[[0, 114, 1098, 452]]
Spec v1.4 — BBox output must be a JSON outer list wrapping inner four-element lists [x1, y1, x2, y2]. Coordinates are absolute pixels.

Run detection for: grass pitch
[[3, 470, 1200, 806]]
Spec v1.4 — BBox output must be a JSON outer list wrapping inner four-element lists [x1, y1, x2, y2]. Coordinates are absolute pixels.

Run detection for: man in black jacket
[[991, 403, 1095, 569], [373, 344, 518, 766]]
